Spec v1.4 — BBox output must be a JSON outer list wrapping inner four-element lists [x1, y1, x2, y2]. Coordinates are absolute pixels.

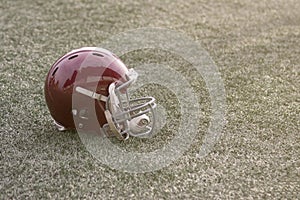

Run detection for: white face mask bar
[[103, 69, 157, 140]]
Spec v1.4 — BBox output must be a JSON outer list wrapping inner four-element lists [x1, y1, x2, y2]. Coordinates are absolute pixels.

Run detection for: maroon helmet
[[45, 47, 156, 140]]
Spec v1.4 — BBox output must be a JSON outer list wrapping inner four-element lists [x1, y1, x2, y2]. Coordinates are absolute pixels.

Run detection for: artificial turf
[[0, 0, 299, 199]]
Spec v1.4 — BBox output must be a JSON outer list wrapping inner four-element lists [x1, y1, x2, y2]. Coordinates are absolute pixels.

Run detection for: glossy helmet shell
[[44, 47, 128, 130]]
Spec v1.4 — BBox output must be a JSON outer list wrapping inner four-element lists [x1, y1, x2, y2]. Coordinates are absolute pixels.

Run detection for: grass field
[[1, 0, 299, 199]]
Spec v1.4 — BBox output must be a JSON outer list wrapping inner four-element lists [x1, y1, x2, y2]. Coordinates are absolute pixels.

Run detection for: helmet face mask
[[45, 47, 156, 140], [105, 72, 157, 139]]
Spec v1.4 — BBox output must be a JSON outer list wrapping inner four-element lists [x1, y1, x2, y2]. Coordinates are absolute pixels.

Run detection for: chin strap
[[128, 114, 150, 135]]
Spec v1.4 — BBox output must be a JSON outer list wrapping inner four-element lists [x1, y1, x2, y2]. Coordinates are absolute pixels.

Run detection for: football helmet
[[44, 47, 156, 140]]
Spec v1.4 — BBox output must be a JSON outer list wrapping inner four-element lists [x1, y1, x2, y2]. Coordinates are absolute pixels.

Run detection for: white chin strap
[[128, 114, 150, 134]]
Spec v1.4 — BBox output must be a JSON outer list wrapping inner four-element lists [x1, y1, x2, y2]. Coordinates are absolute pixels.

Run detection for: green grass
[[1, 0, 299, 199]]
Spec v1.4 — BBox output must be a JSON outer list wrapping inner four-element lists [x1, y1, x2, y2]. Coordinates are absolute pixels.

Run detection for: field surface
[[0, 0, 299, 199]]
